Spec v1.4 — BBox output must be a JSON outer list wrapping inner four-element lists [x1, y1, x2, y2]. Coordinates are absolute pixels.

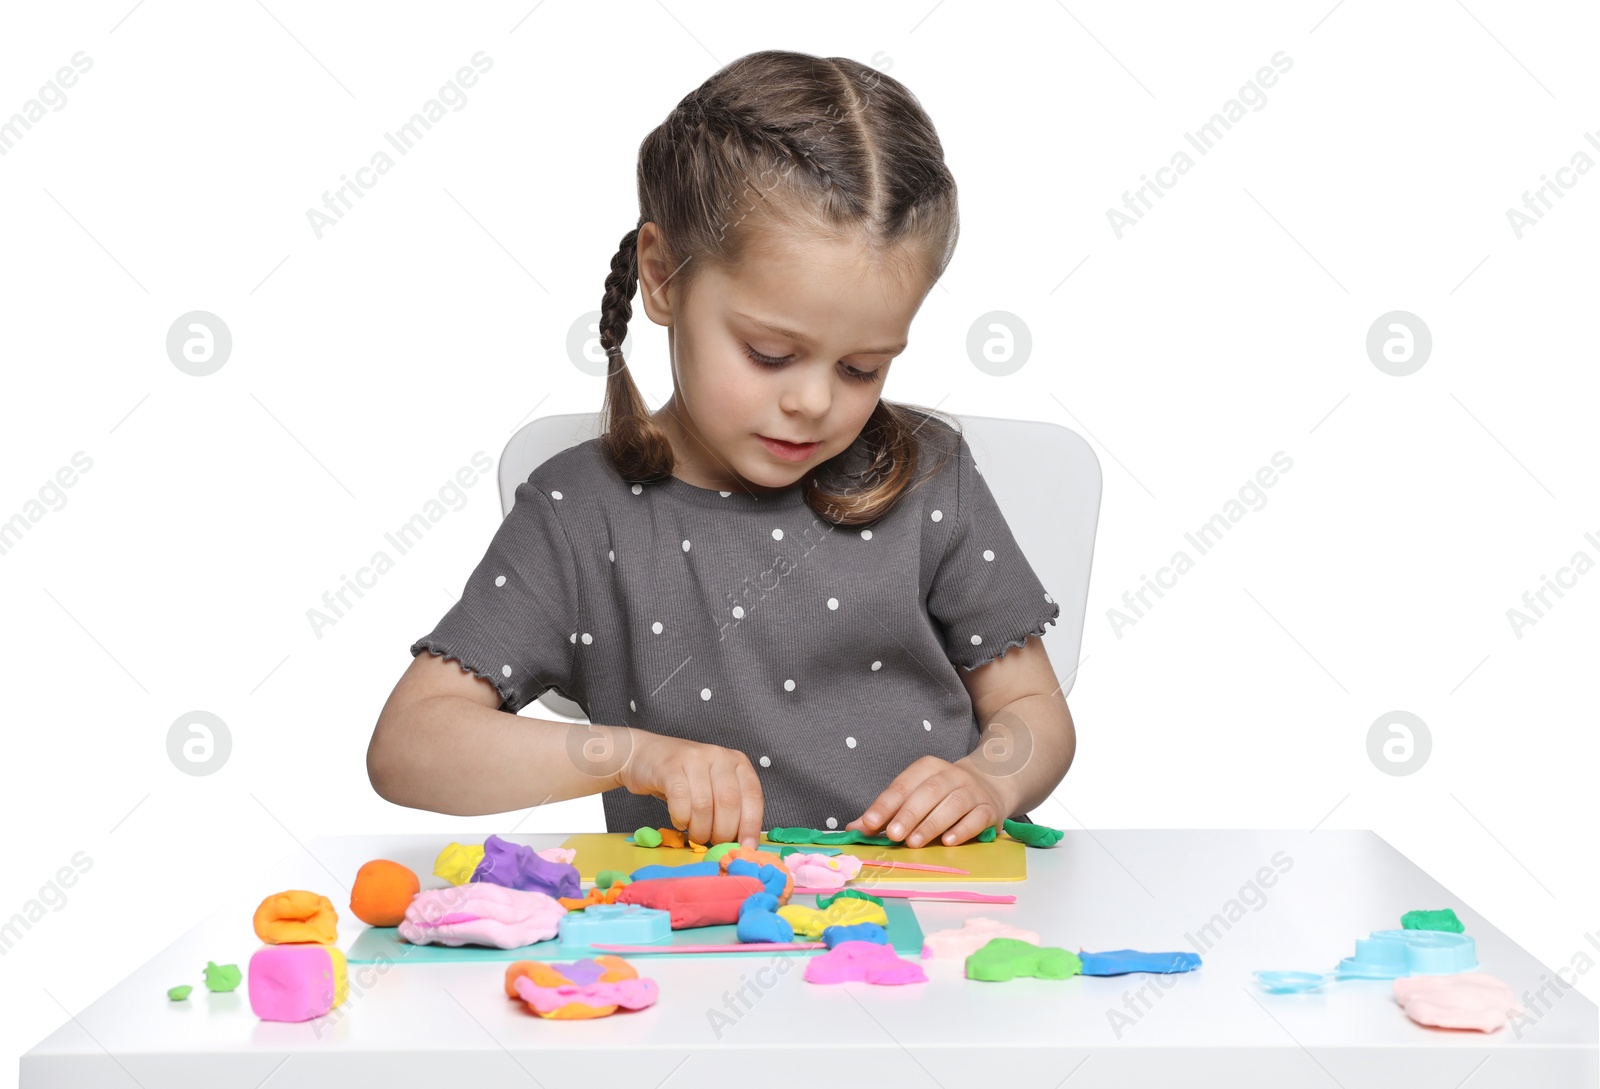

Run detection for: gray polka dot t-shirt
[[410, 413, 1060, 832]]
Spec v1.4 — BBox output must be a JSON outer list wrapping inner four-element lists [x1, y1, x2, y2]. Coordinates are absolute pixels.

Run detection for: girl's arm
[[367, 651, 628, 816]]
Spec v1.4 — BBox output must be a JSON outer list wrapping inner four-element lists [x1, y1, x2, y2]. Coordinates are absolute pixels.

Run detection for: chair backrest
[[499, 412, 1101, 716]]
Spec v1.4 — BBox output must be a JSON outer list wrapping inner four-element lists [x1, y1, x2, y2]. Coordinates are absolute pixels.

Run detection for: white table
[[22, 830, 1598, 1088]]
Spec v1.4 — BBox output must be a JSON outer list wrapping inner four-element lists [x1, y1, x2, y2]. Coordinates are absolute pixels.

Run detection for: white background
[[2, 0, 1596, 1079]]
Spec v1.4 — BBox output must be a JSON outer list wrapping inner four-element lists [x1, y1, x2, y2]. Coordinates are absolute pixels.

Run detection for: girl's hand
[[615, 730, 765, 850], [845, 755, 1012, 848]]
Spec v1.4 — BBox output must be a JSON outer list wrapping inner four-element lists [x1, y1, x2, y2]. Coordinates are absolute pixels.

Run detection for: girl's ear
[[635, 221, 678, 328]]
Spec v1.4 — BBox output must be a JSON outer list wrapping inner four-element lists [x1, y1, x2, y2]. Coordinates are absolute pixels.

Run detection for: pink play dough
[[247, 945, 340, 1023], [804, 940, 929, 985], [1393, 973, 1524, 1033], [920, 917, 1042, 960], [398, 883, 566, 949], [782, 852, 863, 890], [512, 974, 660, 1015], [537, 847, 577, 865]]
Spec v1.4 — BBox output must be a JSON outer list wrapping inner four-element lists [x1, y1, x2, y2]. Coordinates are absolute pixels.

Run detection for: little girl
[[369, 50, 1076, 853]]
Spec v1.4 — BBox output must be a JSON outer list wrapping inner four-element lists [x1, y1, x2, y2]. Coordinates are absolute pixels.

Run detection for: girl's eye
[[743, 344, 885, 384]]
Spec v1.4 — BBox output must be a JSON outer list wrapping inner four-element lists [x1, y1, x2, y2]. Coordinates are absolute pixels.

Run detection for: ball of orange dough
[[349, 860, 420, 927], [253, 889, 339, 944]]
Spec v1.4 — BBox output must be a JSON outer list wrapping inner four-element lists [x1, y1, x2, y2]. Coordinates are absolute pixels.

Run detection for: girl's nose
[[778, 364, 832, 419]]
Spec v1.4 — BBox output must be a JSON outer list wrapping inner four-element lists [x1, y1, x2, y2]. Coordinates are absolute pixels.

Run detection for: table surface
[[22, 830, 1598, 1089]]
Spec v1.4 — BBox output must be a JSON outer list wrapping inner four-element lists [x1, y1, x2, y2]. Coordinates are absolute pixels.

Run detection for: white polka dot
[[783, 679, 795, 691], [871, 660, 882, 671], [719, 491, 731, 497], [827, 597, 839, 610], [682, 539, 691, 552], [630, 699, 637, 712], [501, 665, 512, 677], [860, 529, 873, 540], [759, 755, 771, 768], [772, 528, 784, 540], [983, 549, 995, 561], [931, 509, 943, 522], [581, 632, 593, 645], [846, 736, 857, 748], [970, 634, 983, 645], [608, 550, 615, 562], [1045, 593, 1054, 603], [652, 621, 663, 634], [569, 632, 577, 643], [732, 606, 745, 619], [700, 687, 712, 701], [551, 490, 562, 500], [825, 817, 838, 829], [631, 483, 643, 495], [923, 719, 932, 731], [494, 575, 507, 587]]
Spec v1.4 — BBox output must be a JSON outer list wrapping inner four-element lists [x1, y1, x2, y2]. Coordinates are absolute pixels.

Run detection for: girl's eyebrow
[[734, 311, 906, 356]]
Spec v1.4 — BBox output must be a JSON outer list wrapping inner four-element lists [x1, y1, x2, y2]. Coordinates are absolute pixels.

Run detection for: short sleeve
[[925, 436, 1060, 671], [409, 473, 583, 713]]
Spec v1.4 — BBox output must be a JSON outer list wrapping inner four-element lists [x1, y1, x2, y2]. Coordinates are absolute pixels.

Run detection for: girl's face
[[637, 221, 934, 497]]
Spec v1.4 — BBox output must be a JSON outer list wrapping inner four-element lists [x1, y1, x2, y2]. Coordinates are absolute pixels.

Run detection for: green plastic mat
[[345, 895, 923, 963]]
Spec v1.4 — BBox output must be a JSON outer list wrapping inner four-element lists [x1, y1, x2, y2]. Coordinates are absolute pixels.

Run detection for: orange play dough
[[253, 889, 339, 944], [349, 860, 420, 927]]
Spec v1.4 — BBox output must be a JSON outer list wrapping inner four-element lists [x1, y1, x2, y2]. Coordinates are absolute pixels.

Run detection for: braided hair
[[598, 50, 960, 526]]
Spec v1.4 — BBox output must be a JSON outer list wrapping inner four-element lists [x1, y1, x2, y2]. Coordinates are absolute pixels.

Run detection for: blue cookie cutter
[[1255, 927, 1478, 993]]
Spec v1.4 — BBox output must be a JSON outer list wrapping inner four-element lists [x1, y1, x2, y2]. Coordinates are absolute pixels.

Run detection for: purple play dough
[[557, 959, 608, 986], [471, 835, 582, 899]]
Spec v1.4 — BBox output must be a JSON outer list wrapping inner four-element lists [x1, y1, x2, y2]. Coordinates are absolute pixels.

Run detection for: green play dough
[[203, 961, 241, 992], [1401, 908, 1464, 933], [816, 888, 885, 910], [167, 985, 192, 1001], [965, 937, 1082, 982], [704, 842, 740, 863], [634, 826, 662, 848], [769, 824, 1001, 847], [1002, 818, 1064, 848], [596, 869, 632, 889]]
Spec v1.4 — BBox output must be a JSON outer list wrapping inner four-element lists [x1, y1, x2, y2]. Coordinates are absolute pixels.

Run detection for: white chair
[[498, 411, 1101, 722]]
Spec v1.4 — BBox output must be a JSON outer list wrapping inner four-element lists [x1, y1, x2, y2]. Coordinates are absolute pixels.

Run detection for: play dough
[[615, 873, 767, 928], [966, 937, 1082, 982], [472, 834, 582, 899], [1078, 949, 1202, 976], [720, 848, 794, 903], [253, 890, 338, 945], [921, 917, 1041, 960], [816, 888, 884, 910], [805, 940, 928, 985], [167, 985, 191, 1001], [203, 961, 242, 992], [777, 897, 889, 939], [349, 859, 420, 927], [248, 943, 347, 1022], [823, 922, 888, 948], [633, 827, 662, 848], [1394, 972, 1523, 1032], [433, 841, 486, 885], [398, 884, 566, 949], [736, 892, 795, 944], [1002, 818, 1065, 847], [1401, 908, 1464, 933], [558, 903, 673, 947], [768, 825, 999, 847], [505, 957, 659, 1019], [783, 852, 863, 889]]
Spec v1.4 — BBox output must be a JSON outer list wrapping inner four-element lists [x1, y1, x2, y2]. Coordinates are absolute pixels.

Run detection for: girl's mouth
[[758, 435, 820, 462]]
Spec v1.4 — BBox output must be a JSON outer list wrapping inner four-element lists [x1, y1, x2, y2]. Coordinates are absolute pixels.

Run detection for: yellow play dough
[[777, 897, 889, 939], [326, 945, 348, 1008], [433, 842, 485, 886]]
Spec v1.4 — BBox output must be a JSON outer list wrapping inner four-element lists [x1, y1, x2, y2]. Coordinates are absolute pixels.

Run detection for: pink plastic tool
[[855, 859, 970, 874], [592, 942, 825, 954], [792, 886, 1017, 904]]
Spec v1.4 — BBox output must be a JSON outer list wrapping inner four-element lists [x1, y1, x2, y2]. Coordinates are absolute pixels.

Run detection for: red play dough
[[614, 874, 765, 927], [349, 860, 421, 927]]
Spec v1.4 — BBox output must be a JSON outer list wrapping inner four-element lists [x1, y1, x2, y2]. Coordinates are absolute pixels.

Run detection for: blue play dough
[[629, 860, 722, 882], [1078, 949, 1202, 976], [736, 891, 794, 944], [822, 922, 888, 949], [725, 858, 789, 898]]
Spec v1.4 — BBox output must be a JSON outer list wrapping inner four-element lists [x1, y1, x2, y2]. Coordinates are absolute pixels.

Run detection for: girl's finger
[[931, 803, 998, 848], [903, 788, 973, 848], [683, 762, 716, 846], [734, 760, 765, 850], [708, 762, 747, 847]]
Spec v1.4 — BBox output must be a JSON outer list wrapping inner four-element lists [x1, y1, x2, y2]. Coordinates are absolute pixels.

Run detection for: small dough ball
[[349, 860, 421, 927]]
